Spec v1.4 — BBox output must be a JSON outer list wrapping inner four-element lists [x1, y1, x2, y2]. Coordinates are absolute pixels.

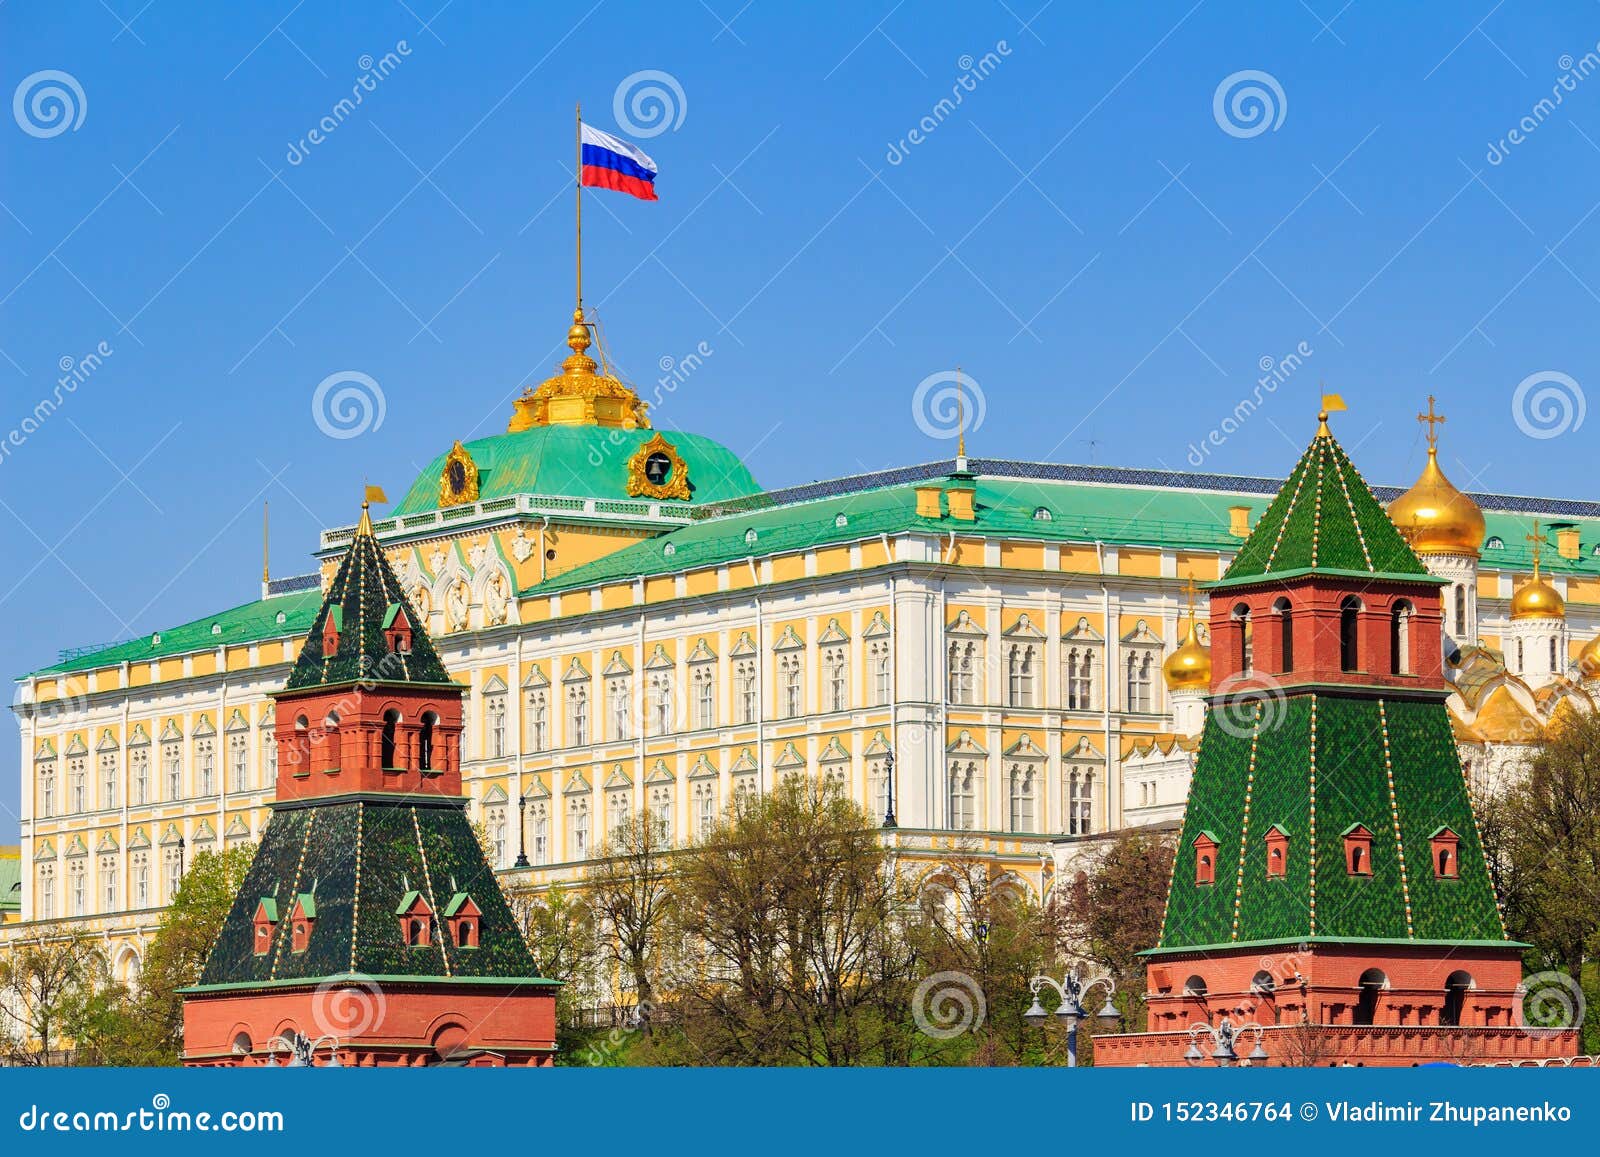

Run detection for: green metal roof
[[1219, 426, 1431, 587], [393, 425, 762, 515], [31, 588, 322, 678]]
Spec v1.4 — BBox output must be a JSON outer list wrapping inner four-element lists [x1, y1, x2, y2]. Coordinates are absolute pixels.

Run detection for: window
[[779, 654, 803, 719], [948, 762, 977, 830], [1390, 600, 1413, 675], [525, 690, 548, 752], [68, 758, 86, 813], [485, 692, 507, 758], [1340, 596, 1362, 672], [1430, 827, 1460, 879], [1125, 652, 1155, 712], [132, 853, 149, 908], [649, 785, 672, 841], [225, 734, 246, 792], [1273, 598, 1294, 672], [163, 742, 181, 800], [570, 798, 590, 858], [100, 857, 118, 912], [608, 791, 631, 839], [693, 782, 716, 839], [692, 664, 715, 729], [650, 673, 674, 736], [825, 648, 848, 712], [1233, 603, 1253, 673], [39, 761, 56, 818], [69, 860, 85, 916], [381, 710, 400, 769], [1549, 636, 1558, 670], [1067, 769, 1094, 835], [870, 759, 891, 820], [735, 660, 757, 724], [870, 641, 891, 706], [1006, 644, 1036, 707], [1343, 824, 1373, 875], [419, 712, 438, 770], [531, 803, 549, 865], [1354, 969, 1385, 1026], [37, 865, 55, 920], [1453, 584, 1467, 637], [1066, 648, 1095, 710], [488, 806, 507, 867], [261, 731, 276, 783], [948, 640, 976, 704], [132, 747, 149, 805], [196, 740, 215, 796], [1265, 826, 1289, 878], [164, 849, 182, 902], [1442, 971, 1472, 1027], [1193, 833, 1217, 885], [100, 753, 118, 810], [1006, 764, 1036, 833], [567, 685, 589, 746], [607, 676, 632, 740]]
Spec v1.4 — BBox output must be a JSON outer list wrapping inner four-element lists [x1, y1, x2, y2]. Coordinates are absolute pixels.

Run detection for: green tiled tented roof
[[393, 426, 762, 516], [285, 521, 451, 690], [197, 796, 545, 987], [32, 589, 322, 677], [1219, 426, 1431, 587], [1155, 694, 1506, 953]]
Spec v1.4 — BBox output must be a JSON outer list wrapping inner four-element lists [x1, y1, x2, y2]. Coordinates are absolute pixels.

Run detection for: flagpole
[[575, 101, 583, 318]]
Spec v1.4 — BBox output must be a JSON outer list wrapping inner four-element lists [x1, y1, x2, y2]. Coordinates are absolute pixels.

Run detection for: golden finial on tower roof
[[1511, 519, 1565, 620], [1316, 390, 1347, 437], [1163, 576, 1212, 690], [1388, 395, 1485, 557]]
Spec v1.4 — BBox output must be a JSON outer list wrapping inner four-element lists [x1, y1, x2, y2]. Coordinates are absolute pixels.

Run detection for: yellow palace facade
[[8, 315, 1600, 980]]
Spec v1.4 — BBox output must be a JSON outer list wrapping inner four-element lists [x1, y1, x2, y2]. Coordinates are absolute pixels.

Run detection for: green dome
[[392, 425, 761, 515]]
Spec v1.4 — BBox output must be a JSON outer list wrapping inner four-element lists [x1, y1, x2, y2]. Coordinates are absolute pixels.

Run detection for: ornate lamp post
[[513, 790, 530, 868], [262, 1030, 344, 1067], [1024, 966, 1120, 1067], [1182, 1017, 1269, 1066], [881, 748, 897, 829]]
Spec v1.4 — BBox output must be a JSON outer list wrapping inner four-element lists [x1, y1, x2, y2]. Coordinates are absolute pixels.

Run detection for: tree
[[1059, 827, 1176, 1025], [506, 882, 607, 1062], [586, 811, 676, 1031], [0, 927, 107, 1065], [664, 775, 920, 1065]]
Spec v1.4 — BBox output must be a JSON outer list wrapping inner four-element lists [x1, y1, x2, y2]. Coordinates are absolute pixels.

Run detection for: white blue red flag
[[579, 123, 658, 201]]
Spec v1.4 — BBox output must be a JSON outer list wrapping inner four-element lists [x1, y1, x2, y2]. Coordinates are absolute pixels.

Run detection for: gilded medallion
[[626, 433, 691, 501], [438, 441, 481, 507]]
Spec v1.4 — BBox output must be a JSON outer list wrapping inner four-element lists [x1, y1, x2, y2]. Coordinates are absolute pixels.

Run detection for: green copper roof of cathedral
[[285, 516, 453, 690], [392, 426, 762, 516], [1155, 694, 1507, 953], [1217, 424, 1432, 587]]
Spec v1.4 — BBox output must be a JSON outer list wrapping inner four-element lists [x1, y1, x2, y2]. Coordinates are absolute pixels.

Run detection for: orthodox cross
[[1527, 521, 1547, 576], [1418, 396, 1446, 448]]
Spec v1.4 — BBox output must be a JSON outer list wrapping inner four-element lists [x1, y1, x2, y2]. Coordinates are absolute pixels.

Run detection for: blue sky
[[2, 1, 1596, 839]]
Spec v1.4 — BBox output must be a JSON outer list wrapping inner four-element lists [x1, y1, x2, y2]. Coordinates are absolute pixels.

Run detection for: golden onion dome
[[1510, 572, 1565, 620], [1163, 616, 1212, 691], [1387, 445, 1485, 557], [1577, 633, 1600, 680], [508, 308, 651, 432]]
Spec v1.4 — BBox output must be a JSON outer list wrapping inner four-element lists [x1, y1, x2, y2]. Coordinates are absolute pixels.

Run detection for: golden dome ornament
[[1511, 522, 1565, 621], [1163, 578, 1212, 691], [508, 307, 651, 432], [1576, 632, 1600, 680], [1387, 396, 1485, 557]]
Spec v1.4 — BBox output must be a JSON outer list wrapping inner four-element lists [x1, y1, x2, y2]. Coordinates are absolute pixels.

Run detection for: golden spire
[[262, 501, 270, 585], [1387, 396, 1485, 557], [1163, 577, 1212, 690], [356, 499, 374, 537], [1511, 519, 1566, 620], [956, 365, 966, 460]]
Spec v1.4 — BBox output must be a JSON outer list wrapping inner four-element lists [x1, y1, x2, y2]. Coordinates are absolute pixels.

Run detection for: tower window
[[1193, 832, 1218, 885], [1232, 603, 1253, 673], [1273, 598, 1293, 672], [1390, 600, 1414, 675], [1340, 597, 1363, 672], [1343, 824, 1373, 875], [1429, 827, 1460, 879]]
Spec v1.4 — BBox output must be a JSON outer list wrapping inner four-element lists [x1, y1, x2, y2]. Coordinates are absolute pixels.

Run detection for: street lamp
[[1024, 966, 1120, 1067], [262, 1030, 344, 1067], [1183, 1017, 1269, 1067], [513, 790, 530, 868], [881, 749, 897, 829]]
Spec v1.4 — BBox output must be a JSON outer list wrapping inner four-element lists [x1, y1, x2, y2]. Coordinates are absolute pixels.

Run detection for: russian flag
[[580, 123, 658, 201]]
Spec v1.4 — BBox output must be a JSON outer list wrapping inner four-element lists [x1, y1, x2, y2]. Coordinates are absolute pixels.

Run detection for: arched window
[[1273, 597, 1294, 672], [1183, 975, 1207, 1000], [1453, 584, 1467, 637], [418, 712, 437, 771], [1390, 600, 1413, 675], [1355, 969, 1386, 1026], [1442, 971, 1473, 1027], [381, 710, 400, 769], [1550, 636, 1558, 670], [1340, 596, 1362, 672], [1232, 603, 1253, 672]]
